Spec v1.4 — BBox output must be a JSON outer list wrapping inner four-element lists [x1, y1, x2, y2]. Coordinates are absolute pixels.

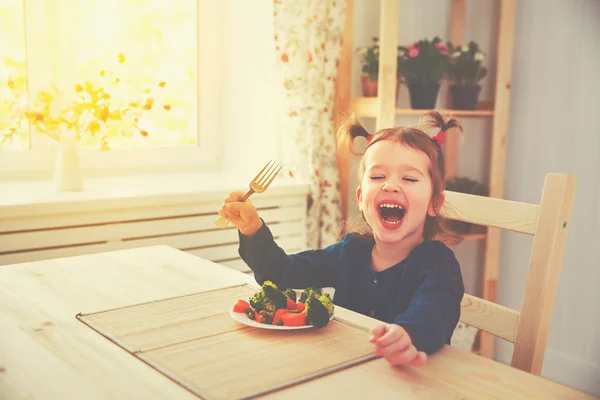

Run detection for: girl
[[218, 111, 465, 367]]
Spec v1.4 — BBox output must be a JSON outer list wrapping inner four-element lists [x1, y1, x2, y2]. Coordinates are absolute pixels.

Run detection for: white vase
[[54, 134, 83, 191]]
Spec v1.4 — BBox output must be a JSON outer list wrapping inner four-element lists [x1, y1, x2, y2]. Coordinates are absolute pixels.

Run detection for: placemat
[[77, 285, 377, 400]]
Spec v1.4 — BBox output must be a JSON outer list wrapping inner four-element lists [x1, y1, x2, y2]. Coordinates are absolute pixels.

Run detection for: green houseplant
[[356, 37, 400, 102], [397, 36, 450, 109], [448, 41, 488, 110]]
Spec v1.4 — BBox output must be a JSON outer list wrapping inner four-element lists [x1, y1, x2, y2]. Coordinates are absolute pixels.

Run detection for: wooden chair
[[439, 173, 577, 375]]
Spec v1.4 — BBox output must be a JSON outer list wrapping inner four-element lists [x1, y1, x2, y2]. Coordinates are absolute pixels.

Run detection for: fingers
[[218, 207, 236, 220], [372, 324, 407, 348], [370, 324, 427, 367], [368, 323, 388, 343], [411, 351, 427, 366], [225, 201, 253, 219], [374, 333, 411, 357], [225, 191, 247, 203], [388, 345, 417, 365]]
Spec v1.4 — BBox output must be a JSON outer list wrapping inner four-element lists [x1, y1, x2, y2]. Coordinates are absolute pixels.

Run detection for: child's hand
[[218, 191, 263, 236], [369, 323, 427, 366]]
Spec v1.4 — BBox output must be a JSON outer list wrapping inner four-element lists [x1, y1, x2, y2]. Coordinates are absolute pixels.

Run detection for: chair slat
[[459, 294, 519, 343], [441, 191, 540, 235]]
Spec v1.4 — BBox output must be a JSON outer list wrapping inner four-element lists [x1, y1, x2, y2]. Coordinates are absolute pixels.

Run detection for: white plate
[[229, 306, 333, 331]]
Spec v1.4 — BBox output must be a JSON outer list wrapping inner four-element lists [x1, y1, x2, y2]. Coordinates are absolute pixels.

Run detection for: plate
[[229, 307, 334, 331]]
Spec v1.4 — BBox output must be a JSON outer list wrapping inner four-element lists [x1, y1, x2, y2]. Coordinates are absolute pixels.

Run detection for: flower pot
[[54, 134, 83, 191], [360, 74, 400, 104], [407, 83, 440, 109], [360, 74, 379, 97], [450, 84, 481, 110]]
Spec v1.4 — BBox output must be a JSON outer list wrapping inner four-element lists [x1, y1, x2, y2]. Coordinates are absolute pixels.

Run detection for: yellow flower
[[118, 53, 126, 64], [87, 120, 101, 135]]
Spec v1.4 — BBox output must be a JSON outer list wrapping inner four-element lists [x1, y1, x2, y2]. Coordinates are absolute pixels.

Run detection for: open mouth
[[378, 203, 406, 226]]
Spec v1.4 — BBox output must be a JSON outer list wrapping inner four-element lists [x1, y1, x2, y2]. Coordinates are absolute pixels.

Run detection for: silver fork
[[214, 159, 282, 228]]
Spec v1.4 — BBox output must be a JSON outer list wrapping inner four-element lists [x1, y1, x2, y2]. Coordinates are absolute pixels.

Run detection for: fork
[[214, 159, 282, 228]]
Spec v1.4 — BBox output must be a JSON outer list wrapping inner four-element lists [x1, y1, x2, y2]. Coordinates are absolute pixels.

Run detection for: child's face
[[356, 140, 438, 245]]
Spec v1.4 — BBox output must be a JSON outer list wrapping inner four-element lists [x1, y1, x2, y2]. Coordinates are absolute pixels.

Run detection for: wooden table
[[0, 245, 595, 400]]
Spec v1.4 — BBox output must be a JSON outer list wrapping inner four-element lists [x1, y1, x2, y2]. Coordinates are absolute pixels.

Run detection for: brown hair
[[336, 111, 463, 245]]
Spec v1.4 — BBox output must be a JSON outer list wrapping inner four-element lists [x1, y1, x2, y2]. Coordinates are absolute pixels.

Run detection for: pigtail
[[335, 112, 372, 156], [419, 111, 463, 135]]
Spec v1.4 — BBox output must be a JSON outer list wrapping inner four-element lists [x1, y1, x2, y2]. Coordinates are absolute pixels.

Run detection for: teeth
[[379, 203, 404, 209]]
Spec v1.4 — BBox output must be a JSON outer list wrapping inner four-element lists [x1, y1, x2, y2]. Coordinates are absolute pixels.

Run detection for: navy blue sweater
[[238, 223, 464, 355]]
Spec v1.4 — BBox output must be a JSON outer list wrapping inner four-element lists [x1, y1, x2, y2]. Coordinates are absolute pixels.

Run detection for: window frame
[[0, 0, 221, 179]]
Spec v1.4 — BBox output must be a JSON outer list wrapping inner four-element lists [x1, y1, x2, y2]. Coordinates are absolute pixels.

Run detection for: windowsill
[[0, 172, 310, 219]]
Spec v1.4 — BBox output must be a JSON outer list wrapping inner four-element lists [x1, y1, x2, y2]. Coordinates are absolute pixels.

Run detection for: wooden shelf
[[463, 231, 487, 241], [335, 0, 516, 361], [350, 97, 495, 118]]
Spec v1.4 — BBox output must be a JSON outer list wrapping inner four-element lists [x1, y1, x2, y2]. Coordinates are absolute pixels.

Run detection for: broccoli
[[319, 293, 334, 317], [299, 287, 321, 304], [249, 291, 266, 311], [262, 280, 279, 291], [250, 281, 287, 311], [263, 285, 288, 310], [259, 310, 274, 324], [284, 288, 297, 302], [305, 296, 330, 328]]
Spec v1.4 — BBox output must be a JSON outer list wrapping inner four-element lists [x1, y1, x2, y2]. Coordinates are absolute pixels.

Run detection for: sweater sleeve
[[238, 221, 349, 290], [393, 244, 465, 355]]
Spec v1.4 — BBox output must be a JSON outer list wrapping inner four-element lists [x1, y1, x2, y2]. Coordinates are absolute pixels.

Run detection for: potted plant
[[356, 37, 400, 101], [444, 176, 489, 234], [19, 53, 170, 191], [397, 37, 450, 109], [448, 41, 487, 110]]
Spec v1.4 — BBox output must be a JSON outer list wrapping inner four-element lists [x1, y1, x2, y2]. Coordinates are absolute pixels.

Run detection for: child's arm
[[369, 248, 463, 365], [392, 245, 464, 355], [218, 191, 345, 289]]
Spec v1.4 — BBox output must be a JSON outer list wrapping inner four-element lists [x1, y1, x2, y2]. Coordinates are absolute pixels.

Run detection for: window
[[0, 0, 30, 151], [71, 0, 198, 149], [0, 0, 220, 177]]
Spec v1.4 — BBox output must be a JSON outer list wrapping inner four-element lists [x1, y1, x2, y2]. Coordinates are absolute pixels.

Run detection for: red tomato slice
[[272, 308, 289, 325], [233, 299, 249, 313], [287, 298, 297, 311], [281, 312, 307, 327]]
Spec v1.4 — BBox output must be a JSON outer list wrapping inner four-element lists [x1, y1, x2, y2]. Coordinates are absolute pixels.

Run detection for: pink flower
[[408, 45, 420, 58], [434, 42, 449, 55]]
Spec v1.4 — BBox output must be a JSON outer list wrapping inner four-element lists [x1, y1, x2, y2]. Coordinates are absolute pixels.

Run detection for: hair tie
[[366, 133, 374, 142], [432, 130, 446, 146]]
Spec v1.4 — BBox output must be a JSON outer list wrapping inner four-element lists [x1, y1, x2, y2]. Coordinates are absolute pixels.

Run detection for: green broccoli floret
[[263, 285, 288, 310], [259, 309, 274, 324], [250, 281, 286, 311], [306, 296, 330, 328], [319, 293, 334, 317], [249, 291, 266, 311], [284, 288, 297, 302], [299, 287, 321, 304], [262, 280, 279, 291]]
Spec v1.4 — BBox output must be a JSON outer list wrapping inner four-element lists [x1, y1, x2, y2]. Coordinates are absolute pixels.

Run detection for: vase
[[450, 84, 482, 110], [54, 134, 83, 191], [407, 83, 441, 109], [360, 74, 401, 105]]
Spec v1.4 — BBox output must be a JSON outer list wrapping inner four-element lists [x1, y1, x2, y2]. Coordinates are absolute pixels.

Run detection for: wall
[[496, 0, 600, 396], [351, 0, 600, 396]]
